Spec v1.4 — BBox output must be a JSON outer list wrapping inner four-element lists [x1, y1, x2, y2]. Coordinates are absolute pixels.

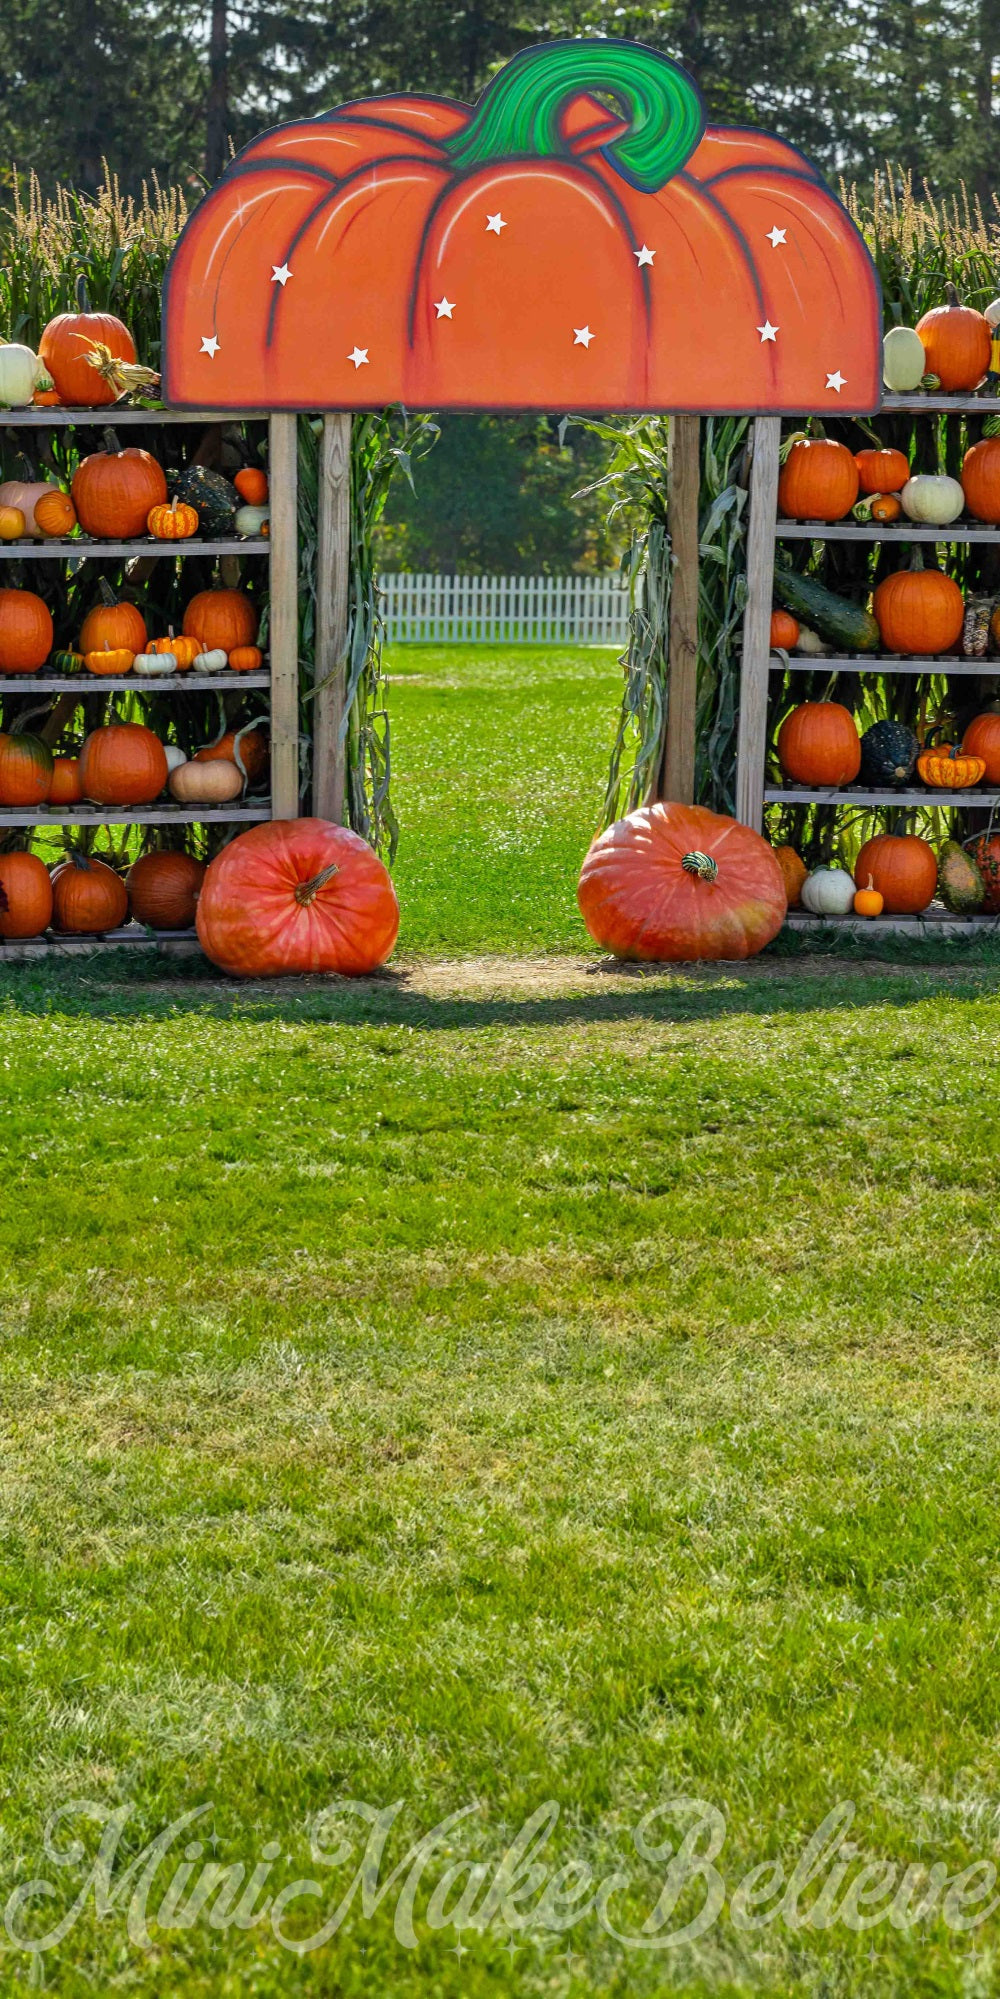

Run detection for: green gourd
[[860, 720, 919, 788], [172, 465, 239, 538], [773, 569, 880, 653], [937, 840, 985, 913]]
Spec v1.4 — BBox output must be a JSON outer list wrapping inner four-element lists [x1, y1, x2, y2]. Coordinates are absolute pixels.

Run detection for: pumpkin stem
[[945, 282, 961, 308], [442, 42, 704, 193], [295, 863, 339, 906], [681, 850, 719, 884]]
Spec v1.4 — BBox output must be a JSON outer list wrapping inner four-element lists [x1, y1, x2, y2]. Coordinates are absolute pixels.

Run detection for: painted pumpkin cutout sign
[[163, 39, 880, 414]]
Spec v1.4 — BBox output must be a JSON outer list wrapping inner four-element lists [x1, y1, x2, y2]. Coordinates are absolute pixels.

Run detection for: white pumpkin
[[133, 650, 177, 677], [162, 744, 188, 774], [0, 343, 41, 408], [234, 504, 270, 538], [801, 867, 857, 916], [191, 648, 229, 672], [882, 326, 927, 394], [901, 474, 965, 526]]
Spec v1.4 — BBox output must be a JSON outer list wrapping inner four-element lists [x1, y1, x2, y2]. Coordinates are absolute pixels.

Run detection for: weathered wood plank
[[268, 413, 300, 819], [660, 414, 701, 804], [313, 413, 352, 821], [735, 416, 781, 831]]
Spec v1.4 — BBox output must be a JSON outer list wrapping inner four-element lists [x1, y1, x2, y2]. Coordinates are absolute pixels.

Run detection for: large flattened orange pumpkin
[[577, 803, 787, 961], [162, 41, 880, 414], [196, 819, 400, 976]]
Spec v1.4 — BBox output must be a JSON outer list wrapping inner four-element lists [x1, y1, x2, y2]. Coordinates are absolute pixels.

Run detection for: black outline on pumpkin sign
[[161, 39, 882, 415]]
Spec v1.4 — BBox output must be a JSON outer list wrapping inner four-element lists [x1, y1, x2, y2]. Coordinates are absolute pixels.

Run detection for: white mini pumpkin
[[901, 475, 964, 526], [191, 648, 229, 672], [162, 744, 188, 775], [800, 867, 857, 916], [234, 504, 270, 538], [0, 343, 42, 408], [133, 650, 177, 677]]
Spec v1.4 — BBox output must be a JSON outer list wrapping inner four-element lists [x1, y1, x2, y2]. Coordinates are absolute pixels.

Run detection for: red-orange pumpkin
[[576, 802, 786, 961], [773, 844, 808, 908], [777, 438, 859, 522], [962, 712, 1000, 783], [916, 287, 991, 392], [971, 834, 1000, 911], [194, 727, 269, 785], [854, 447, 910, 495], [961, 439, 1000, 524], [33, 489, 77, 537], [78, 593, 147, 656], [854, 833, 937, 914], [78, 724, 168, 806], [39, 311, 137, 407], [234, 467, 268, 505], [51, 853, 129, 932], [47, 756, 83, 806], [872, 566, 964, 655], [71, 447, 167, 539], [182, 589, 258, 653], [0, 850, 53, 937], [0, 733, 53, 806], [196, 819, 400, 976], [0, 588, 53, 672], [125, 851, 206, 930], [776, 702, 861, 786], [769, 610, 800, 651]]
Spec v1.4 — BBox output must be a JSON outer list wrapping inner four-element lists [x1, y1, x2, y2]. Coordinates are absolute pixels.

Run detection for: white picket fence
[[379, 572, 629, 644]]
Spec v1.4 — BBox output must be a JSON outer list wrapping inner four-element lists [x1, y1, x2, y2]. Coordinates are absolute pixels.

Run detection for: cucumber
[[773, 567, 880, 653]]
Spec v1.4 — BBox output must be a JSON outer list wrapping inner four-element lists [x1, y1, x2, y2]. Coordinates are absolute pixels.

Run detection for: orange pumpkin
[[234, 467, 268, 504], [870, 493, 903, 523], [71, 446, 167, 539], [777, 438, 859, 522], [854, 447, 910, 495], [971, 834, 1000, 911], [872, 564, 964, 656], [196, 819, 401, 976], [47, 756, 83, 806], [84, 643, 134, 677], [51, 853, 129, 932], [769, 610, 800, 651], [39, 311, 136, 407], [0, 733, 53, 806], [961, 712, 1000, 782], [228, 645, 264, 673], [854, 833, 937, 914], [148, 497, 200, 540], [78, 724, 169, 806], [125, 851, 206, 930], [0, 589, 54, 672], [182, 589, 258, 653], [773, 844, 808, 908], [78, 592, 147, 656], [961, 439, 1000, 524], [149, 634, 204, 670], [576, 803, 787, 961], [916, 287, 991, 392], [776, 702, 861, 786], [853, 876, 884, 918], [194, 726, 269, 785], [33, 489, 77, 537], [0, 850, 53, 937], [0, 506, 26, 541]]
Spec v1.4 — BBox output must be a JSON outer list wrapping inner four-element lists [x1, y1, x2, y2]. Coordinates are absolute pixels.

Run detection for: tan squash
[[169, 758, 245, 804]]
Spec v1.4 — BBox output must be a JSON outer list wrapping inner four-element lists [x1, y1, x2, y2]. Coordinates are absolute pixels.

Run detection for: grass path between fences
[[1, 951, 1000, 1994]]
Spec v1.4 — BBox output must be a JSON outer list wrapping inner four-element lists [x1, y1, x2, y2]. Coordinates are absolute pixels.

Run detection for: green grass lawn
[[387, 644, 619, 952], [2, 651, 1000, 1994]]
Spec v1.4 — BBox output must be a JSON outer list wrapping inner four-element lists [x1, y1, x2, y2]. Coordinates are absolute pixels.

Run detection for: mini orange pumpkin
[[916, 741, 985, 789], [149, 633, 204, 670], [234, 467, 268, 504], [228, 645, 264, 673], [853, 875, 884, 918], [84, 642, 134, 677], [0, 506, 26, 542], [769, 610, 800, 651], [148, 496, 200, 540], [33, 489, 77, 537], [870, 492, 902, 523]]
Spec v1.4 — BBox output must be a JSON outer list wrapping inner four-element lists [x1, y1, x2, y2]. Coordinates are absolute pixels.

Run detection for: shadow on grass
[[2, 938, 1000, 1030]]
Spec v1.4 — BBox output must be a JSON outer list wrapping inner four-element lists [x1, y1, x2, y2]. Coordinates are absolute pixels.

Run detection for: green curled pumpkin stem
[[295, 863, 339, 906], [681, 850, 719, 883], [444, 40, 705, 192]]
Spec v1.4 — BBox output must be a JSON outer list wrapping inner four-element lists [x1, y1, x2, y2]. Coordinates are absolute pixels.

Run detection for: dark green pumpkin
[[53, 649, 85, 675], [172, 466, 238, 538], [860, 720, 919, 788], [937, 840, 985, 913]]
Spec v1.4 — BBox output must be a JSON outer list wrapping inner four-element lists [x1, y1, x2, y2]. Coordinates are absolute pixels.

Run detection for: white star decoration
[[573, 326, 594, 348], [200, 335, 220, 358], [826, 370, 847, 392], [271, 264, 292, 286], [434, 298, 455, 319], [757, 321, 779, 343], [634, 244, 655, 266], [766, 226, 787, 248], [348, 347, 369, 369], [486, 213, 506, 234]]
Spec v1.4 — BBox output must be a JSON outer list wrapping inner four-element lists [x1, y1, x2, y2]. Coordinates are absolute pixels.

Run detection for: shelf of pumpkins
[[0, 321, 279, 949]]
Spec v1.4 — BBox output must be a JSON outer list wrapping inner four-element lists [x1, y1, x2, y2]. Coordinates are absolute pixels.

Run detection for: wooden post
[[313, 413, 352, 821], [735, 416, 781, 831], [659, 413, 700, 804], [268, 412, 299, 819]]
